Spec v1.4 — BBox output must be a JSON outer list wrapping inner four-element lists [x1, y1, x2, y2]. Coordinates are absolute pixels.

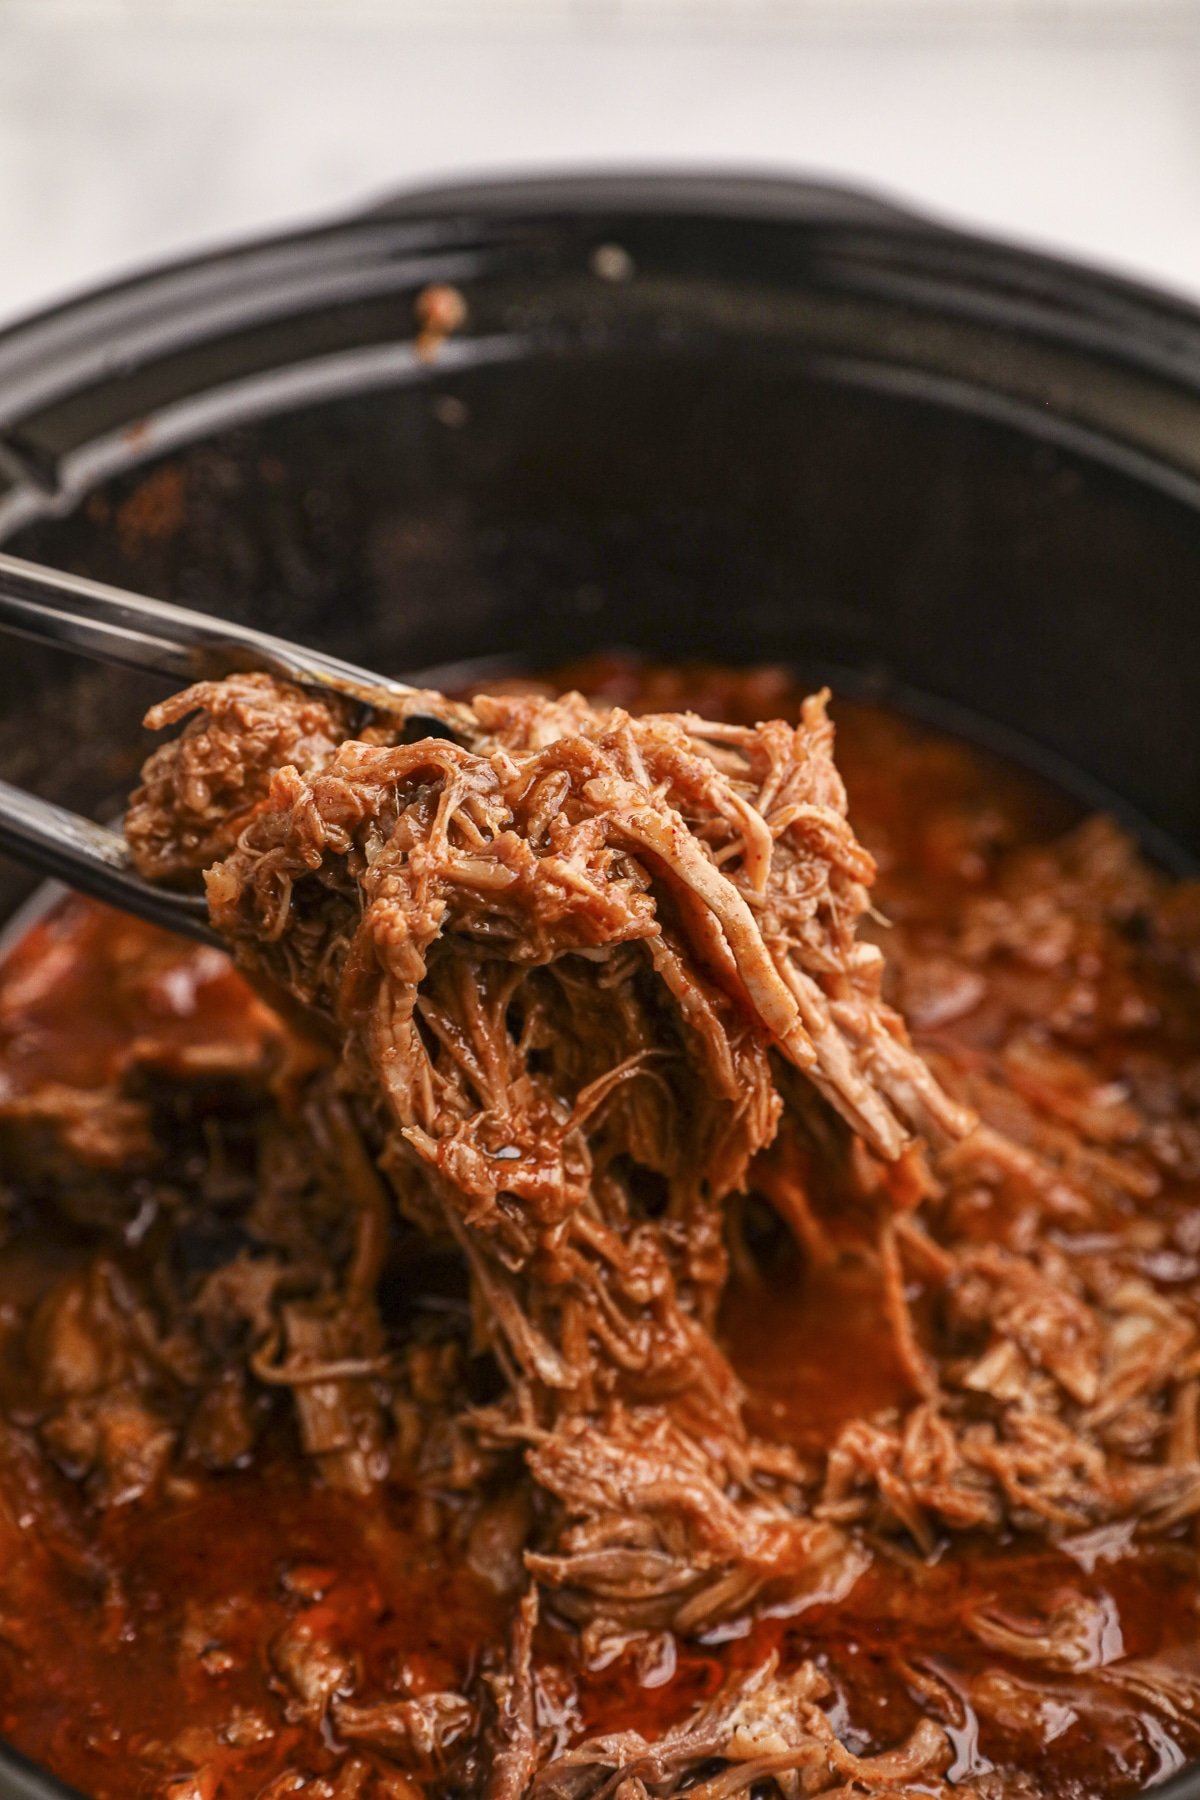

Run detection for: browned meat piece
[[529, 1656, 949, 1800], [964, 1589, 1115, 1670], [520, 1405, 866, 1637], [30, 1258, 194, 1505], [331, 1693, 475, 1777], [480, 1588, 539, 1800], [183, 1369, 260, 1470], [258, 1298, 389, 1496], [466, 1488, 536, 1597], [268, 1614, 355, 1724], [816, 1246, 1200, 1548], [964, 1646, 1200, 1780], [126, 673, 356, 882], [0, 1082, 155, 1182]]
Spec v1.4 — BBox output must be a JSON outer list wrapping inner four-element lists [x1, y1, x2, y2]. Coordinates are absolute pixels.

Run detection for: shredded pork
[[2, 663, 1198, 1800], [125, 676, 974, 1643]]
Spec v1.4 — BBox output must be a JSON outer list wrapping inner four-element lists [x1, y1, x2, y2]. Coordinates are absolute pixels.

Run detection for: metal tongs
[[0, 551, 469, 947]]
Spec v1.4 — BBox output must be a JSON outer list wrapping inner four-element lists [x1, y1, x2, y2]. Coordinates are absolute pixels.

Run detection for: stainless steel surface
[[0, 778, 216, 945], [0, 550, 424, 700]]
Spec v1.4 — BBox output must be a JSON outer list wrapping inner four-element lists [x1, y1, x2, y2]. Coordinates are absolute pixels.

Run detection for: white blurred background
[[2, 0, 1200, 325]]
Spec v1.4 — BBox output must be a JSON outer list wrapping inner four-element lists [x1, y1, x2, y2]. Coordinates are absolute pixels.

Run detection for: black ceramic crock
[[0, 171, 1198, 1800]]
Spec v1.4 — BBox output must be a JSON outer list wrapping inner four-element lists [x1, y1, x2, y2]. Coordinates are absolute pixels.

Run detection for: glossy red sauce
[[0, 904, 281, 1100]]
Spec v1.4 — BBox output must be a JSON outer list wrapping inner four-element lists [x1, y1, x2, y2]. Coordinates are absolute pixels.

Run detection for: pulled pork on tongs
[[127, 673, 973, 1639]]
